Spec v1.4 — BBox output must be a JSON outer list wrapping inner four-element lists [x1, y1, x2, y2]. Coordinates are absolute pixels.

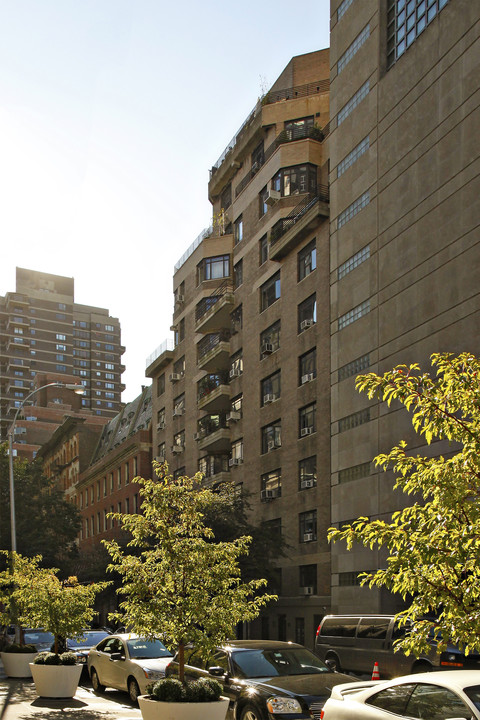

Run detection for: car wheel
[[128, 678, 141, 704], [239, 704, 263, 720], [91, 668, 105, 692]]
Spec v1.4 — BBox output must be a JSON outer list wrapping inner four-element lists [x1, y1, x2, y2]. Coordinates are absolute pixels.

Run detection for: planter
[[29, 663, 82, 698], [1, 651, 38, 678], [138, 695, 229, 720]]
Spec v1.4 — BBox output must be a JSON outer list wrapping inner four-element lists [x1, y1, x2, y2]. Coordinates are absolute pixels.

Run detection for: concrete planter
[[138, 695, 229, 720], [29, 663, 82, 698], [0, 651, 38, 677]]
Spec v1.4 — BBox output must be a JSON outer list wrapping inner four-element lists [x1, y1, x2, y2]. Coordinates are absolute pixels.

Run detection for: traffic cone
[[372, 661, 380, 680]]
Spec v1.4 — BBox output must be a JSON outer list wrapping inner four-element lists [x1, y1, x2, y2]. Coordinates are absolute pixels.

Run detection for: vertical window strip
[[338, 462, 371, 483], [337, 24, 370, 74], [338, 354, 371, 382], [338, 407, 371, 432], [337, 136, 370, 177], [337, 81, 370, 125], [387, 0, 451, 69], [337, 0, 355, 21], [338, 299, 371, 330], [338, 245, 370, 279], [337, 191, 370, 229]]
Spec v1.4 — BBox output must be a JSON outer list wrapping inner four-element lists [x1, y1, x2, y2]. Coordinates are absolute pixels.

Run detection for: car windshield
[[464, 685, 480, 710], [231, 648, 331, 678], [67, 632, 110, 649], [127, 638, 173, 660], [24, 631, 54, 644]]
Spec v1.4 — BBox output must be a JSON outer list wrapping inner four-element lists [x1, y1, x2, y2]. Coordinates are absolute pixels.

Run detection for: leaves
[[330, 352, 480, 655]]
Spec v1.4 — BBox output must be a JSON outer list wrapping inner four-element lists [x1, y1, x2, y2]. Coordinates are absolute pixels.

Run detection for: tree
[[328, 352, 480, 656], [0, 444, 80, 572], [104, 464, 277, 683]]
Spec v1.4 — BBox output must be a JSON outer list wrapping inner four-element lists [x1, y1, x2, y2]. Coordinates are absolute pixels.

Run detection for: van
[[315, 615, 480, 678]]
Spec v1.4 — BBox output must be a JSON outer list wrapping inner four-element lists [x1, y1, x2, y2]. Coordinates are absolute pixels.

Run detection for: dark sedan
[[166, 640, 355, 720]]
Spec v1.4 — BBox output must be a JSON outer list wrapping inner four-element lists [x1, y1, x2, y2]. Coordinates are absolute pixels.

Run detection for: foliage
[[0, 552, 45, 635], [104, 464, 277, 684], [3, 643, 36, 653], [328, 352, 480, 656], [0, 444, 80, 571], [150, 676, 222, 703], [34, 651, 77, 666]]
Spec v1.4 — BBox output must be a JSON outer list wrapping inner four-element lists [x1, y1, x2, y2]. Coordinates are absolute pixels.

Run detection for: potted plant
[[0, 552, 42, 677], [104, 463, 276, 720]]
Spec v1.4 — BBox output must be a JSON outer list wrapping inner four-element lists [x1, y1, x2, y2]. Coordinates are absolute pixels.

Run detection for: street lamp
[[7, 382, 85, 553]]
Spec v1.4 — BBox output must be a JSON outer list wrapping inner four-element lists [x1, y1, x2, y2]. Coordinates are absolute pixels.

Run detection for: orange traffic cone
[[372, 662, 380, 680]]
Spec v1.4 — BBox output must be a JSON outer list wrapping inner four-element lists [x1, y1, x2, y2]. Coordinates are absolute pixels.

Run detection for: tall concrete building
[[0, 268, 125, 446], [329, 0, 479, 612]]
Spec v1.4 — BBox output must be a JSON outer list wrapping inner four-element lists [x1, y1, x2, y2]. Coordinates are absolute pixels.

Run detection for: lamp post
[[7, 382, 85, 553]]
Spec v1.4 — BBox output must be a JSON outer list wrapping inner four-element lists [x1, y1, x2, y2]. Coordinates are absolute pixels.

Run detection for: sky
[[0, 0, 331, 402]]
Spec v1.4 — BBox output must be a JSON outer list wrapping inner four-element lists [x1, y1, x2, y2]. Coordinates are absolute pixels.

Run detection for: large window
[[284, 116, 314, 140], [261, 371, 281, 406], [230, 350, 243, 379], [234, 259, 243, 289], [261, 469, 282, 501], [387, 0, 450, 68], [299, 564, 317, 594], [197, 255, 230, 283], [260, 272, 280, 311], [298, 239, 316, 281], [259, 234, 268, 265], [299, 457, 317, 489], [234, 215, 243, 246], [261, 321, 280, 356], [261, 420, 282, 454], [299, 403, 316, 437], [298, 294, 316, 332], [299, 510, 317, 542], [272, 164, 317, 197]]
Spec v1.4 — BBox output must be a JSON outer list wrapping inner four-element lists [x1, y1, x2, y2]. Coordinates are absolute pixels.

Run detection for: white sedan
[[87, 633, 173, 703], [320, 670, 480, 720]]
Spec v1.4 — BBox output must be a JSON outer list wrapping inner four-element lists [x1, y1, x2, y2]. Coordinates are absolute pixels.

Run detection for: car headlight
[[266, 696, 303, 714], [142, 668, 165, 680]]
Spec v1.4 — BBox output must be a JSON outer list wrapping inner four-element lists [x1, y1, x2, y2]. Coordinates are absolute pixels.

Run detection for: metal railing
[[197, 331, 231, 361], [145, 338, 174, 368], [195, 281, 234, 323], [270, 189, 329, 245], [262, 79, 330, 105], [197, 372, 230, 402]]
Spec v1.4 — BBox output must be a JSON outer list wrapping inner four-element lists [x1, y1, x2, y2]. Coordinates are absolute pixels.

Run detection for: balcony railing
[[195, 281, 234, 323], [197, 372, 230, 402], [197, 331, 230, 362], [262, 79, 329, 105], [197, 414, 228, 437], [198, 455, 230, 478], [270, 190, 329, 246]]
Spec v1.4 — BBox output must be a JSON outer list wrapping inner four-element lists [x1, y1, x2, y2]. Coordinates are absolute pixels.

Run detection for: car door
[[107, 638, 128, 691]]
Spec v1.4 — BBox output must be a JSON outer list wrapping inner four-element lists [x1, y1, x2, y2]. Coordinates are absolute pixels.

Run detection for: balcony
[[196, 415, 230, 453], [198, 455, 230, 487], [197, 373, 230, 413], [269, 191, 329, 260], [195, 281, 234, 334], [197, 331, 230, 372]]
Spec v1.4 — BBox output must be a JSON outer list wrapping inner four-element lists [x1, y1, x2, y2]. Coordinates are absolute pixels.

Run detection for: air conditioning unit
[[261, 342, 274, 355], [175, 294, 185, 304], [301, 427, 313, 437], [193, 432, 202, 441], [227, 411, 241, 423], [173, 407, 185, 417], [302, 586, 314, 596], [301, 479, 314, 489], [154, 455, 165, 463], [156, 422, 165, 431], [303, 532, 314, 542], [265, 189, 281, 206], [300, 319, 315, 331], [301, 373, 315, 385], [228, 457, 243, 467], [263, 393, 277, 405], [229, 367, 242, 379], [261, 488, 277, 500], [172, 445, 184, 454], [267, 439, 279, 452], [169, 373, 181, 382]]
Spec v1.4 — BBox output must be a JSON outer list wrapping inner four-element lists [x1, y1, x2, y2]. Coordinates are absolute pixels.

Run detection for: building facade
[[0, 267, 125, 445], [328, 0, 480, 612]]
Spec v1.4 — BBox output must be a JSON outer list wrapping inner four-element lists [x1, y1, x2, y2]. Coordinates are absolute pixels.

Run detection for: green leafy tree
[[0, 444, 80, 571], [328, 352, 480, 656], [104, 464, 277, 683], [0, 552, 44, 643]]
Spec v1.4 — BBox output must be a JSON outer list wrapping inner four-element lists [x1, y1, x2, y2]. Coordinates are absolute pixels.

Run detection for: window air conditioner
[[227, 411, 241, 423], [300, 479, 314, 489], [300, 319, 315, 331], [169, 373, 181, 382], [156, 422, 165, 431], [263, 393, 277, 405], [228, 457, 243, 467], [265, 189, 281, 206], [300, 427, 313, 437], [303, 532, 314, 542], [175, 294, 185, 304], [172, 445, 184, 454], [261, 342, 274, 355], [154, 455, 165, 463], [229, 367, 242, 379], [261, 488, 277, 500], [173, 407, 185, 417], [303, 586, 314, 596], [301, 373, 315, 384], [267, 439, 279, 452]]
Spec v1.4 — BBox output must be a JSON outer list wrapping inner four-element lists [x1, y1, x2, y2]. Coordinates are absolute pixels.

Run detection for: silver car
[[87, 633, 173, 703]]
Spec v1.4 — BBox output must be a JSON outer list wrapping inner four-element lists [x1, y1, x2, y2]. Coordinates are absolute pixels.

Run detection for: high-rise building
[[0, 268, 125, 447], [329, 0, 479, 612]]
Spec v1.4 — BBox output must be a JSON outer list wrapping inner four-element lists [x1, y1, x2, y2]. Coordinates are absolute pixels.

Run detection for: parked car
[[166, 639, 355, 720], [315, 615, 480, 678], [87, 633, 174, 703], [23, 629, 55, 652], [65, 629, 112, 667], [320, 670, 480, 719]]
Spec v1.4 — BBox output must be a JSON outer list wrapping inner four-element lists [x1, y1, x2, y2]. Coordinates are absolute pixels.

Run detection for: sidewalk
[[0, 668, 141, 720]]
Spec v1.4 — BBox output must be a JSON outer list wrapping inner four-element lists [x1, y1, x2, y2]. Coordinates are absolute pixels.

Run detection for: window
[[338, 462, 371, 484], [230, 350, 243, 378], [284, 116, 314, 140], [231, 438, 243, 463], [260, 272, 280, 311], [338, 299, 370, 330], [220, 183, 232, 210], [106, 363, 115, 370], [259, 186, 269, 217], [157, 442, 166, 460], [272, 164, 317, 197], [299, 347, 316, 384], [174, 318, 185, 346], [299, 457, 317, 489], [338, 408, 371, 432], [337, 24, 370, 73], [259, 234, 268, 265], [387, 0, 450, 69], [298, 294, 316, 332], [251, 141, 264, 171], [109, 473, 114, 493], [261, 371, 281, 405], [157, 373, 165, 397], [337, 191, 370, 228], [56, 365, 66, 372], [338, 354, 370, 382], [261, 469, 281, 500], [337, 0, 355, 20], [299, 403, 316, 437], [231, 305, 242, 334], [298, 239, 316, 281], [299, 510, 317, 542], [338, 137, 370, 177], [338, 245, 370, 279], [337, 80, 370, 125], [234, 215, 243, 245], [174, 356, 185, 376], [197, 255, 230, 283], [173, 430, 185, 449], [260, 320, 280, 356], [299, 564, 317, 594], [261, 420, 281, 454], [125, 463, 130, 484], [56, 333, 66, 341], [157, 407, 166, 429], [234, 259, 243, 289], [56, 344, 66, 351], [231, 394, 243, 415], [173, 392, 185, 417]]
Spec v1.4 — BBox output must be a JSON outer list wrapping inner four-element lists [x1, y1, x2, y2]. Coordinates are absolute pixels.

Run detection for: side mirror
[[208, 666, 226, 677], [325, 659, 337, 671]]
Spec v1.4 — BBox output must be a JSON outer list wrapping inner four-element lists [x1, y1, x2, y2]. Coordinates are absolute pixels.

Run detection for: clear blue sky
[[0, 0, 331, 401]]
